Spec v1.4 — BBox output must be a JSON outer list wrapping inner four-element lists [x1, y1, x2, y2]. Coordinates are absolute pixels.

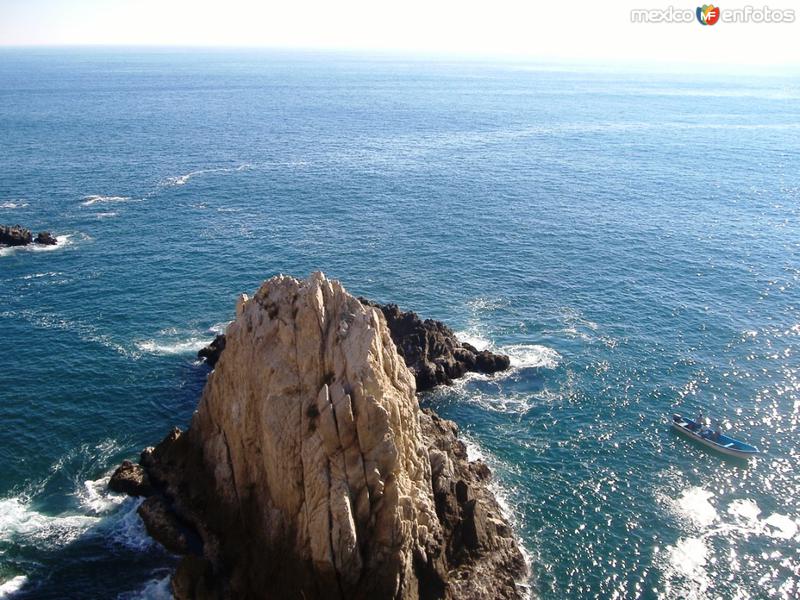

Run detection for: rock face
[[123, 273, 526, 599], [359, 300, 511, 392], [109, 460, 152, 496], [197, 300, 511, 393], [0, 225, 58, 247], [0, 225, 33, 246]]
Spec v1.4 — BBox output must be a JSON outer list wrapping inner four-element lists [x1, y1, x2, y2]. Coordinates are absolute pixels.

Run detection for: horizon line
[[1, 44, 799, 73]]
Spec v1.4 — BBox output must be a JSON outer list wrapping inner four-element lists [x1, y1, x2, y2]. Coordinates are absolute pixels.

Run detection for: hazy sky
[[1, 0, 799, 67]]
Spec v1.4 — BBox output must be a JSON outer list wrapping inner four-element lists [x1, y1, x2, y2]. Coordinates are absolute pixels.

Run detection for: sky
[[1, 0, 799, 68]]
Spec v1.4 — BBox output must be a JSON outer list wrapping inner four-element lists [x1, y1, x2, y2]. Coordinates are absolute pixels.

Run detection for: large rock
[[108, 460, 153, 496], [34, 231, 58, 245], [0, 225, 58, 247], [359, 300, 511, 391], [123, 273, 526, 599], [0, 225, 33, 246]]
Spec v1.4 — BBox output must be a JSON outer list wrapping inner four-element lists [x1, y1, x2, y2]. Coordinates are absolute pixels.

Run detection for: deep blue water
[[1, 49, 799, 599]]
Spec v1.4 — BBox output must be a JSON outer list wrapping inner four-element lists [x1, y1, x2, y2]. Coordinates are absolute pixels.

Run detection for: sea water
[[1, 49, 798, 599]]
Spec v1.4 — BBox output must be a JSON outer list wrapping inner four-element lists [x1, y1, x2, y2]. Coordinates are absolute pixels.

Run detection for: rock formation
[[0, 225, 32, 246], [358, 300, 510, 392], [198, 300, 510, 393], [0, 225, 58, 247], [119, 273, 526, 599], [34, 231, 57, 245], [197, 334, 226, 368]]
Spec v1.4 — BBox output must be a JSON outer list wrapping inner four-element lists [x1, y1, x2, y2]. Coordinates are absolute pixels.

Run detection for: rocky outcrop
[[0, 225, 33, 246], [0, 225, 58, 247], [34, 231, 57, 245], [359, 300, 511, 392], [117, 273, 526, 599], [197, 300, 511, 393], [197, 334, 226, 368], [109, 460, 152, 496]]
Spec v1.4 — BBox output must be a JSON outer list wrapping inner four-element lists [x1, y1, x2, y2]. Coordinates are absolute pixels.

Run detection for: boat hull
[[671, 415, 759, 459]]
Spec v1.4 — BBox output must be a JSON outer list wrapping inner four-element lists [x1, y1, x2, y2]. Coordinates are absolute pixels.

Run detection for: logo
[[697, 4, 721, 24]]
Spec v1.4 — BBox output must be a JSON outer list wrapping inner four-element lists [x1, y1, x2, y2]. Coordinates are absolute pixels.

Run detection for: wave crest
[[81, 195, 131, 206]]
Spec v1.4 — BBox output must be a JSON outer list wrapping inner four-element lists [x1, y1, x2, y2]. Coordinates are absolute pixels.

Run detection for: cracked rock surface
[[115, 273, 527, 599]]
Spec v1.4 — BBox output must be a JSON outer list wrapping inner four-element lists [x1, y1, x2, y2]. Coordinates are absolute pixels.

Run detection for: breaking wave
[[0, 576, 28, 598], [81, 195, 132, 206], [118, 572, 173, 600], [161, 163, 253, 187], [0, 234, 72, 258], [0, 201, 28, 210]]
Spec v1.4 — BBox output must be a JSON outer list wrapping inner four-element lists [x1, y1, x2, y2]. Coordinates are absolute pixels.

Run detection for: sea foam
[[0, 201, 28, 210], [0, 576, 28, 599], [0, 497, 98, 548], [81, 195, 131, 206]]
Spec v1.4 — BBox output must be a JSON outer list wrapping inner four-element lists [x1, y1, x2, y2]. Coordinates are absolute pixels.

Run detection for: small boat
[[671, 413, 759, 458]]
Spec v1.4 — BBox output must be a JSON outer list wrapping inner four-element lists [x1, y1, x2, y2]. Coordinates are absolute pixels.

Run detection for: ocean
[[0, 49, 798, 599]]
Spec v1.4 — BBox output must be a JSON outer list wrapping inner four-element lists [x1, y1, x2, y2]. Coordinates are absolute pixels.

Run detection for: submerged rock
[[358, 299, 511, 391], [116, 273, 526, 599]]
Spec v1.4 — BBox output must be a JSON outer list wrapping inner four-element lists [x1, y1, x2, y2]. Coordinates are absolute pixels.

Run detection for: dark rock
[[359, 299, 511, 391], [462, 500, 489, 551], [137, 495, 190, 554], [0, 225, 33, 246], [34, 231, 57, 245], [172, 556, 217, 600], [108, 460, 153, 497], [197, 334, 226, 368], [421, 408, 527, 598]]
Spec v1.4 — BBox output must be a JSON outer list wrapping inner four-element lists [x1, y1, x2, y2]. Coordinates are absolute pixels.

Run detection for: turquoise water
[[1, 49, 799, 599]]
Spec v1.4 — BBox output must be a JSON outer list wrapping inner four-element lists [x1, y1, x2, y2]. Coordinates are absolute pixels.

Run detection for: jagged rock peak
[[120, 273, 527, 599], [188, 272, 446, 598]]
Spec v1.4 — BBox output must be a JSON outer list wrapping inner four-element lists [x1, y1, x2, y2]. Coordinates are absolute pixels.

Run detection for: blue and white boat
[[671, 413, 759, 458]]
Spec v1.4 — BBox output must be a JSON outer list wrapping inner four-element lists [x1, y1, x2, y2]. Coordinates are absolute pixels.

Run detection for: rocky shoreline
[[111, 273, 526, 599], [0, 225, 57, 247]]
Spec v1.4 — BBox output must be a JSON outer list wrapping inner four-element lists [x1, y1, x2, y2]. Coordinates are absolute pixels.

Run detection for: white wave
[[208, 321, 230, 335], [28, 234, 71, 253], [0, 497, 98, 548], [462, 437, 486, 463], [727, 498, 761, 526], [0, 575, 27, 598], [104, 498, 154, 551], [119, 573, 173, 600], [76, 475, 126, 515], [455, 328, 491, 351], [763, 513, 798, 540], [504, 344, 561, 370], [81, 195, 132, 206], [674, 487, 718, 528], [95, 211, 118, 219], [0, 201, 28, 209], [667, 536, 710, 595], [135, 336, 210, 356], [20, 271, 62, 280], [161, 163, 252, 187], [0, 234, 74, 258]]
